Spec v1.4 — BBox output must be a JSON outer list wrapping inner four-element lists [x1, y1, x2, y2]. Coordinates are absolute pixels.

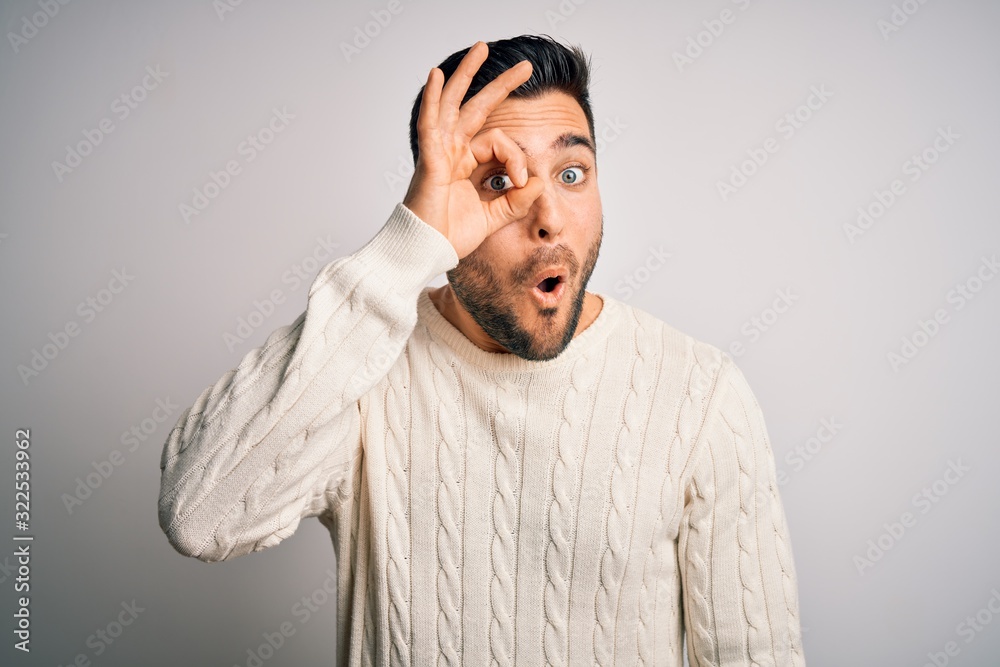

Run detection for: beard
[[445, 217, 603, 361]]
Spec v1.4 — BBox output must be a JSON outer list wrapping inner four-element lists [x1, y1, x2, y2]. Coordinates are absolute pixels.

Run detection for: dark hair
[[408, 34, 595, 165]]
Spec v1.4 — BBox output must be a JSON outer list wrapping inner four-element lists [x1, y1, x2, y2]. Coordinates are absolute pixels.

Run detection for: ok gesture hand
[[403, 41, 544, 260]]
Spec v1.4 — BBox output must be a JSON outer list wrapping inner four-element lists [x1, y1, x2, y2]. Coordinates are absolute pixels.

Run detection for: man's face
[[446, 90, 603, 362]]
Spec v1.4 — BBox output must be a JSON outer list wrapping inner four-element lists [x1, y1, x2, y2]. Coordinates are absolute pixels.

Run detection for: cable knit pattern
[[362, 536, 376, 667], [346, 450, 364, 663], [776, 508, 806, 666], [543, 351, 601, 665], [593, 314, 658, 665], [428, 342, 465, 665], [723, 364, 806, 667], [681, 355, 808, 667], [726, 390, 767, 664], [637, 338, 721, 665], [384, 355, 412, 665], [681, 459, 717, 665], [157, 202, 806, 666], [490, 378, 524, 667], [322, 439, 364, 667]]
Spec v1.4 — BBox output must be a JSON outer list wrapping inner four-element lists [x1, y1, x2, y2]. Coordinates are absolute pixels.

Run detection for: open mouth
[[537, 275, 562, 293], [530, 268, 568, 305]]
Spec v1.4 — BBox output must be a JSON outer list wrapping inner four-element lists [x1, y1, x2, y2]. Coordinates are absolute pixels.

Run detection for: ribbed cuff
[[351, 202, 459, 292]]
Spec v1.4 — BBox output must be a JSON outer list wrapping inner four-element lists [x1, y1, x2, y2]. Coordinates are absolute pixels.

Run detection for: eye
[[561, 166, 586, 185], [479, 164, 591, 194], [484, 172, 513, 193]]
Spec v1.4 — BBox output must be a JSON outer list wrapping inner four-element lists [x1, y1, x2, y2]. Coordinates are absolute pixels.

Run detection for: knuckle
[[456, 153, 477, 174], [484, 127, 507, 142]]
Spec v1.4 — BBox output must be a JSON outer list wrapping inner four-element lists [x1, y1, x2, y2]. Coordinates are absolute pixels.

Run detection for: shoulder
[[600, 292, 731, 387]]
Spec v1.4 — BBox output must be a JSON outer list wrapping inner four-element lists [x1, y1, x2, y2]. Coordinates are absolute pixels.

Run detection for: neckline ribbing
[[416, 286, 621, 373]]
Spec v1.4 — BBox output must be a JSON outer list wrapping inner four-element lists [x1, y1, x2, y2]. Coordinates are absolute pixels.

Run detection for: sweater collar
[[416, 286, 620, 373]]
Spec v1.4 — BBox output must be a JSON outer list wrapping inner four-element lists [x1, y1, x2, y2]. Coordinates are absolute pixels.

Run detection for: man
[[159, 35, 806, 666]]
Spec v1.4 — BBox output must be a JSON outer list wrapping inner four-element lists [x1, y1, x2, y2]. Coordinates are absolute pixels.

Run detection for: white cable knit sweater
[[158, 202, 806, 666]]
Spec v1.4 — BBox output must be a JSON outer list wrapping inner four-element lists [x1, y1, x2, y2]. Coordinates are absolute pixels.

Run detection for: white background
[[2, 0, 999, 665]]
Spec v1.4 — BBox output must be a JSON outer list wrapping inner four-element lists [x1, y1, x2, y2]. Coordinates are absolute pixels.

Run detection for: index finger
[[438, 41, 490, 115], [455, 59, 533, 139]]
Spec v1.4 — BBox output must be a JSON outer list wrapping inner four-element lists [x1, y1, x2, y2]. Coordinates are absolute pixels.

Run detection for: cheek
[[576, 205, 602, 236], [478, 227, 522, 259], [461, 238, 508, 280], [569, 192, 600, 222]]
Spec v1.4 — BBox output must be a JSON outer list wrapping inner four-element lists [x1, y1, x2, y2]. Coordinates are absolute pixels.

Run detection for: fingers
[[484, 176, 544, 234], [469, 128, 529, 187], [415, 67, 443, 157], [456, 60, 532, 139], [430, 40, 534, 141], [439, 41, 489, 126], [413, 40, 534, 188], [418, 67, 442, 134], [470, 127, 542, 232]]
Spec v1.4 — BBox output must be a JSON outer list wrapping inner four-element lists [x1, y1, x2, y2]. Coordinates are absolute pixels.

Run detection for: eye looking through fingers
[[482, 170, 515, 194]]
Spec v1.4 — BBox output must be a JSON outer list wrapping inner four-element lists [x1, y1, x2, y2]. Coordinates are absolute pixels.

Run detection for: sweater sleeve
[[157, 203, 459, 563], [678, 355, 806, 666]]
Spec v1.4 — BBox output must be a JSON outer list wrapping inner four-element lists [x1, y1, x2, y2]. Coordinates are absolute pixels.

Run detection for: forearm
[[157, 202, 458, 562]]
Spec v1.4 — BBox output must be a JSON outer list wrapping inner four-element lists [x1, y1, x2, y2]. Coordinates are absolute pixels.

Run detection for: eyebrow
[[513, 132, 596, 159]]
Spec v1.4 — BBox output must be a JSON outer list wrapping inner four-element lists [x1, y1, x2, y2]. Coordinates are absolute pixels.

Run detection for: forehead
[[474, 90, 593, 159]]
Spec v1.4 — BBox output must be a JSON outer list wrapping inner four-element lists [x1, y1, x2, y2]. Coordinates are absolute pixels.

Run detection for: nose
[[525, 180, 568, 241]]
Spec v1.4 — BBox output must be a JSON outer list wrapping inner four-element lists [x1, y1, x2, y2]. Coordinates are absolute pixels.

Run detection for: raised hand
[[403, 41, 545, 260]]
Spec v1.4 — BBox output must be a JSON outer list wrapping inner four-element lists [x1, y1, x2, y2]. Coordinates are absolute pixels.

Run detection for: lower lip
[[530, 279, 566, 306]]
